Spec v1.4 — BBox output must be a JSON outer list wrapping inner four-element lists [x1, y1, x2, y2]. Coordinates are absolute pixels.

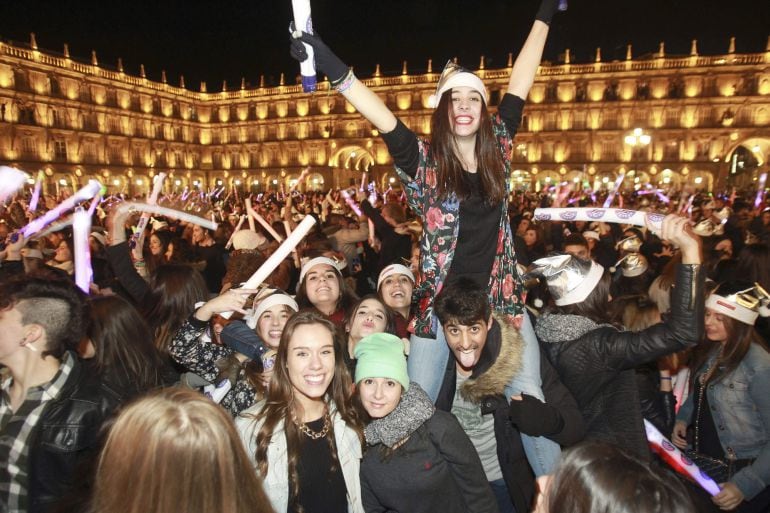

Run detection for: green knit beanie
[[354, 333, 409, 391]]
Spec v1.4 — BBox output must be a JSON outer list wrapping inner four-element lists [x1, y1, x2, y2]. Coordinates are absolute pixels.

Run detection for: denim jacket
[[677, 343, 770, 499]]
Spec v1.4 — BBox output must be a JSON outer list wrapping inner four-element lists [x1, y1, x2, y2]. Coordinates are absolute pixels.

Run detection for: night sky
[[1, 0, 768, 90]]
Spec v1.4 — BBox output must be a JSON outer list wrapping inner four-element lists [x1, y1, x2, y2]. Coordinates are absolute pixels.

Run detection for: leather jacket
[[536, 264, 704, 459], [27, 355, 121, 513]]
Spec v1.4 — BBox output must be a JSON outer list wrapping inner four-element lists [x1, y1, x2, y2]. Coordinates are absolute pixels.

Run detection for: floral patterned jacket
[[170, 316, 259, 416], [395, 112, 525, 338]]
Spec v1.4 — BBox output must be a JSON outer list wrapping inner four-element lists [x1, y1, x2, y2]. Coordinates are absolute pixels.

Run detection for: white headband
[[377, 264, 415, 290], [427, 72, 488, 109], [298, 257, 341, 285], [246, 293, 299, 330]]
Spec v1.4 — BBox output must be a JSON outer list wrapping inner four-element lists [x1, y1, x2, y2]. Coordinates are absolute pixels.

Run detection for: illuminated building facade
[[1, 34, 769, 196]]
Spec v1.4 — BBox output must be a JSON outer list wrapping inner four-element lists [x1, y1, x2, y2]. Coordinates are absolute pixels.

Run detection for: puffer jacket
[[536, 263, 704, 459]]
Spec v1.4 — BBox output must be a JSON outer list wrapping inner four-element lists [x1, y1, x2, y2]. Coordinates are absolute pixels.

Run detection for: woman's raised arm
[[507, 0, 560, 99], [291, 32, 398, 133]]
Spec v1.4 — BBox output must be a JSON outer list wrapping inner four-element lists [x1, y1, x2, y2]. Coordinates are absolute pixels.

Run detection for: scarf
[[364, 382, 435, 448]]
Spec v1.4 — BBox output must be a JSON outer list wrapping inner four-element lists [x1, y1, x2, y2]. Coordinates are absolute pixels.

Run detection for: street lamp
[[624, 127, 651, 184]]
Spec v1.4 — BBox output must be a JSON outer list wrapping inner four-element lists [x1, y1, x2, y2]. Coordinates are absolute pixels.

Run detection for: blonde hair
[[91, 388, 274, 513]]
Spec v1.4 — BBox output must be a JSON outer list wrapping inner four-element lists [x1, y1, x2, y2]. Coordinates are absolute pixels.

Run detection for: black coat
[[27, 355, 122, 513], [435, 317, 585, 513], [536, 263, 704, 460]]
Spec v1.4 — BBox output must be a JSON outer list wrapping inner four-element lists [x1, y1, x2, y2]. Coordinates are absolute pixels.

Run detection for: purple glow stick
[[603, 174, 625, 208], [558, 0, 568, 11], [29, 172, 43, 213], [72, 208, 93, 294], [21, 180, 102, 238], [754, 173, 768, 209]]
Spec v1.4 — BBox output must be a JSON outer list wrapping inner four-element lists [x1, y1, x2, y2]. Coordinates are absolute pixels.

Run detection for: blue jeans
[[408, 313, 561, 476], [220, 320, 267, 361], [489, 479, 516, 513]]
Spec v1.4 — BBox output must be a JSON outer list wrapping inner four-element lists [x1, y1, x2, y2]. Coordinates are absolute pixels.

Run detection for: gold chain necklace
[[292, 409, 331, 440]]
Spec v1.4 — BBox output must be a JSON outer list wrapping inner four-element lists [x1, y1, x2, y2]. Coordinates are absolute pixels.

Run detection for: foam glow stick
[[291, 0, 316, 92], [117, 202, 218, 231], [72, 208, 93, 294], [245, 198, 257, 232], [534, 207, 665, 232], [221, 215, 317, 319], [29, 171, 43, 212], [283, 220, 302, 267], [36, 217, 74, 239], [254, 212, 283, 242], [22, 179, 102, 238], [225, 215, 247, 250], [340, 188, 363, 217], [754, 173, 768, 209], [245, 199, 283, 242], [558, 0, 568, 10], [0, 166, 28, 203], [644, 419, 720, 496], [133, 173, 166, 245], [603, 174, 625, 208]]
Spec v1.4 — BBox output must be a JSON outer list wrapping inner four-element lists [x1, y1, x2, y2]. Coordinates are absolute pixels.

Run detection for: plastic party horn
[[534, 207, 665, 232], [291, 0, 316, 92], [644, 420, 720, 496]]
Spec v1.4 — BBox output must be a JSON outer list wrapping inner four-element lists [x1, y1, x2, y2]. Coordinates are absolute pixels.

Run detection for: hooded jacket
[[436, 314, 585, 513], [535, 263, 704, 459]]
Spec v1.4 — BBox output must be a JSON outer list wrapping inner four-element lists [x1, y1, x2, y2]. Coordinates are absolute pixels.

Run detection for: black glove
[[288, 28, 349, 84], [535, 0, 560, 25], [508, 393, 564, 437]]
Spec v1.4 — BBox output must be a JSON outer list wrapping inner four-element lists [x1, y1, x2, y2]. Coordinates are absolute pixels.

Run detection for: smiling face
[[303, 264, 341, 314], [379, 274, 413, 313], [348, 298, 388, 346], [257, 305, 293, 349], [705, 308, 729, 343], [286, 323, 336, 410], [449, 86, 483, 139], [358, 377, 402, 419], [444, 316, 493, 374]]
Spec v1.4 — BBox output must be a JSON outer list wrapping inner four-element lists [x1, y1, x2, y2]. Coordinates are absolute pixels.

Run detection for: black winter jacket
[[536, 263, 704, 460], [435, 316, 586, 513], [27, 355, 122, 513]]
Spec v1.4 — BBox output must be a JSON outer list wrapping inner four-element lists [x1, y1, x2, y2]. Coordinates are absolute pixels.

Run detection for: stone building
[[1, 34, 769, 196]]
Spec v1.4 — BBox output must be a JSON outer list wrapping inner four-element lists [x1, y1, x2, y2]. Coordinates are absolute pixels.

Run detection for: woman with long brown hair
[[290, 0, 564, 478], [672, 281, 770, 512], [90, 388, 274, 513], [236, 310, 364, 513]]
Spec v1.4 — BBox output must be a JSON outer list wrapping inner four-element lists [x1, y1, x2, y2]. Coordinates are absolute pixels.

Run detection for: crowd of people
[[2, 0, 770, 512]]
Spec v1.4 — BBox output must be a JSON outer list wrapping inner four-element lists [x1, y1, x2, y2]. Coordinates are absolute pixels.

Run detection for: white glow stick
[[603, 173, 625, 208], [36, 217, 74, 239], [135, 173, 166, 234], [245, 198, 257, 232], [221, 215, 317, 319], [225, 215, 247, 250], [245, 200, 283, 241], [29, 171, 43, 212], [644, 419, 720, 496], [22, 179, 102, 238], [534, 207, 665, 232], [283, 220, 302, 268], [291, 0, 316, 92], [0, 166, 28, 203], [117, 202, 218, 230], [72, 208, 93, 294]]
